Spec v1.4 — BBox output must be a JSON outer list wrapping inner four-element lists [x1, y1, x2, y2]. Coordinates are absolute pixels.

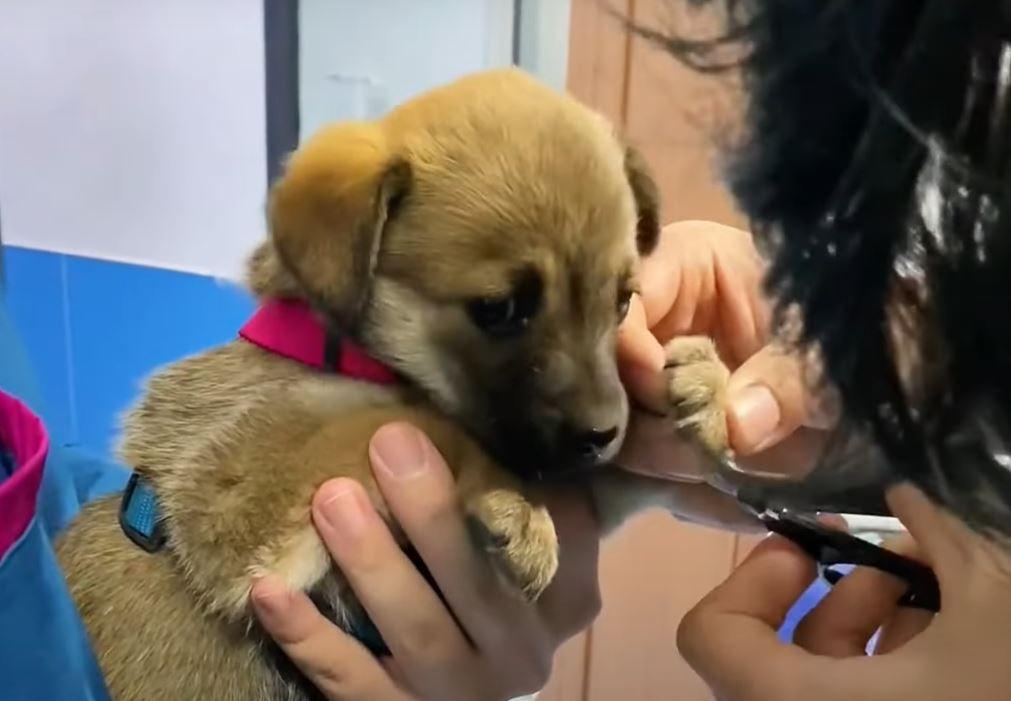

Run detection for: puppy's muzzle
[[563, 424, 619, 463]]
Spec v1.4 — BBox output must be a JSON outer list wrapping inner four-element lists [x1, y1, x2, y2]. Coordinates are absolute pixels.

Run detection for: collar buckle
[[119, 472, 167, 553]]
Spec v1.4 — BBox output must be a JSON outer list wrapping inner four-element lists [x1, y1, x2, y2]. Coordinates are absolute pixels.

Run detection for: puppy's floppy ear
[[624, 144, 661, 256], [245, 241, 302, 301], [268, 123, 410, 328]]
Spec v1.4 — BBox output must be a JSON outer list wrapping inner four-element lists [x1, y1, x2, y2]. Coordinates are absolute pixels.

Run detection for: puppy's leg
[[240, 407, 558, 610], [462, 485, 559, 601], [664, 335, 731, 457]]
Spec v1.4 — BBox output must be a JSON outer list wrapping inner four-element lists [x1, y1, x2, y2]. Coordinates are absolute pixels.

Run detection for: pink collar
[[239, 299, 398, 385]]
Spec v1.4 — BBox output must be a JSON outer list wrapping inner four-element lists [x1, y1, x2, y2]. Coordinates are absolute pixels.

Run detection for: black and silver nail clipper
[[745, 503, 940, 612], [706, 455, 942, 613]]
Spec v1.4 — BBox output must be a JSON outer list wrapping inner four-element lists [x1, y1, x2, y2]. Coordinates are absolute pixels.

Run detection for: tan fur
[[665, 336, 731, 456], [55, 68, 669, 701]]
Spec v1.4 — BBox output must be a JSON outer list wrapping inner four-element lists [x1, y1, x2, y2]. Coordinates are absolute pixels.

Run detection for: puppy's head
[[255, 69, 660, 477]]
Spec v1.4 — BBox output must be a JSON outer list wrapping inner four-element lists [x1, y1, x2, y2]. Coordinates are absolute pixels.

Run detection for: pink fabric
[[0, 391, 49, 559], [239, 299, 397, 384]]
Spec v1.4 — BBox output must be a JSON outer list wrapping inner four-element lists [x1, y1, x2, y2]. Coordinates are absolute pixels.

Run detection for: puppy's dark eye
[[617, 290, 633, 322], [467, 269, 542, 338], [468, 296, 525, 336]]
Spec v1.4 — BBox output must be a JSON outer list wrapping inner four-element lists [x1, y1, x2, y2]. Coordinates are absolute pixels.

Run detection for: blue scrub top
[[0, 301, 129, 701]]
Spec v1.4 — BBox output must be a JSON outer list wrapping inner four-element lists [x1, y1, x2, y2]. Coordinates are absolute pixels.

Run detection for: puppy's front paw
[[665, 336, 731, 456], [467, 490, 559, 601]]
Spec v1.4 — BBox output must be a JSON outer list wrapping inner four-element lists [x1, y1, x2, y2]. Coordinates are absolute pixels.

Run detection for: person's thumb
[[726, 344, 839, 455], [677, 536, 820, 700]]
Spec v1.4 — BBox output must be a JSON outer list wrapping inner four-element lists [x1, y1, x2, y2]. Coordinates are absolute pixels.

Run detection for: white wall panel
[[299, 0, 514, 138], [0, 0, 267, 280]]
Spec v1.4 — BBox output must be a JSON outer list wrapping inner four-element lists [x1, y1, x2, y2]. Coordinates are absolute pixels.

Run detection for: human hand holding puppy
[[253, 422, 601, 701], [616, 220, 837, 483]]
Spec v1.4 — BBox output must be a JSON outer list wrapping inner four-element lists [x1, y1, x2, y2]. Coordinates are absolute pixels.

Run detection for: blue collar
[[119, 472, 166, 552]]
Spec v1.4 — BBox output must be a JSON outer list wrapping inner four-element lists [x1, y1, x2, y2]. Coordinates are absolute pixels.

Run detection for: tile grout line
[[59, 254, 79, 441]]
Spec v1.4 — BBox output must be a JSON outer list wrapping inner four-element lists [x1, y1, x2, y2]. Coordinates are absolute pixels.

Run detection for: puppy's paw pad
[[468, 490, 559, 601], [664, 336, 731, 456]]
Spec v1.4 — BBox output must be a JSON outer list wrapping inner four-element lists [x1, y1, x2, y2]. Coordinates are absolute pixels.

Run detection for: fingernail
[[369, 422, 428, 480], [729, 384, 780, 452], [316, 483, 367, 538]]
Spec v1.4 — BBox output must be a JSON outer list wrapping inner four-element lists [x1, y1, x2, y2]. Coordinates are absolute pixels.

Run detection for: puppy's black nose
[[573, 426, 618, 459]]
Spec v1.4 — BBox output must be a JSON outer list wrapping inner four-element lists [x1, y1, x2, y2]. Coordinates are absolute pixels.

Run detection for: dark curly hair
[[648, 1, 1011, 537]]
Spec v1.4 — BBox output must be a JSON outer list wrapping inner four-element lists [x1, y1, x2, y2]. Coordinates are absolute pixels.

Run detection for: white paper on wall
[[298, 0, 514, 139], [0, 0, 267, 280]]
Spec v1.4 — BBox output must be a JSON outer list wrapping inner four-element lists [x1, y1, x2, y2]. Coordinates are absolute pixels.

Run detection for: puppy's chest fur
[[120, 341, 406, 602], [56, 340, 551, 701]]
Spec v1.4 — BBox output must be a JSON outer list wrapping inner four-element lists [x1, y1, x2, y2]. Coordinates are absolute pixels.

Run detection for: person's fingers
[[726, 345, 839, 455], [310, 476, 472, 669], [637, 226, 683, 328], [873, 607, 934, 654], [870, 534, 934, 654], [379, 658, 418, 697], [726, 348, 795, 455], [744, 286, 773, 380], [642, 222, 727, 343], [251, 575, 413, 701], [891, 484, 1011, 618], [368, 425, 543, 656], [368, 423, 556, 698], [688, 289, 719, 342], [693, 535, 818, 629], [794, 565, 910, 656], [653, 260, 707, 341], [714, 255, 761, 366], [679, 535, 925, 701], [617, 294, 668, 413], [678, 536, 835, 701], [796, 532, 936, 658], [747, 257, 772, 345], [884, 484, 972, 587]]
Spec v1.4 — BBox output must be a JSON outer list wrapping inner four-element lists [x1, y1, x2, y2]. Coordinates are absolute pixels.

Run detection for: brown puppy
[[56, 68, 732, 700]]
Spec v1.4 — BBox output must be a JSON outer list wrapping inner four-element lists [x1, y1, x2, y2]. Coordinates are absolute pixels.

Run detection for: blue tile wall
[[4, 246, 254, 458], [4, 247, 73, 439]]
